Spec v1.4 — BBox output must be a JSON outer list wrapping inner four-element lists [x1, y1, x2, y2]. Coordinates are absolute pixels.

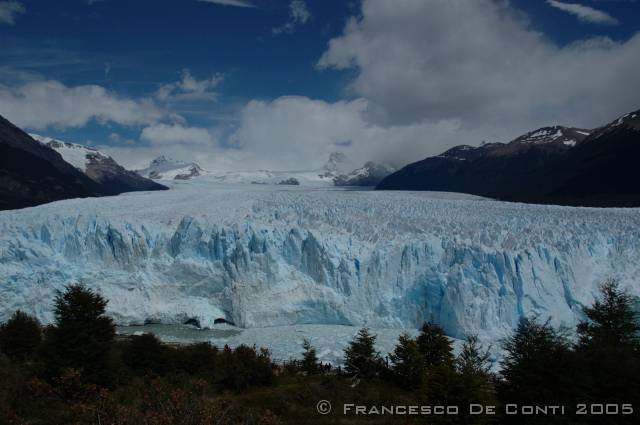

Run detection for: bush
[[389, 333, 425, 388], [43, 284, 115, 385], [121, 333, 171, 376], [216, 345, 275, 391], [343, 327, 382, 379], [173, 342, 219, 376], [0, 311, 42, 362]]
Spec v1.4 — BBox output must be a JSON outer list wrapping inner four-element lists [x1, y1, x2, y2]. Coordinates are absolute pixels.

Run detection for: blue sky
[[1, 0, 639, 170]]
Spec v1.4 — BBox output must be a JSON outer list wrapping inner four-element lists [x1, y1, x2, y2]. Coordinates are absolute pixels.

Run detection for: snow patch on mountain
[[137, 156, 204, 180], [511, 126, 590, 146], [30, 134, 108, 172], [333, 162, 396, 186]]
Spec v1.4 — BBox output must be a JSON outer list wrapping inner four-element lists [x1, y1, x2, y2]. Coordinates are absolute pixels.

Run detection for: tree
[[216, 345, 274, 391], [415, 322, 454, 369], [499, 317, 577, 424], [301, 339, 319, 375], [577, 279, 639, 349], [0, 310, 42, 362], [413, 322, 456, 404], [343, 327, 381, 378], [454, 335, 495, 424], [575, 280, 640, 416], [457, 335, 491, 377], [122, 333, 170, 376], [44, 284, 115, 384], [389, 333, 425, 388]]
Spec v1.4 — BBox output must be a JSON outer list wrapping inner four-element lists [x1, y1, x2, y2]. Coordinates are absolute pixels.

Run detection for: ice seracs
[[1, 180, 638, 346]]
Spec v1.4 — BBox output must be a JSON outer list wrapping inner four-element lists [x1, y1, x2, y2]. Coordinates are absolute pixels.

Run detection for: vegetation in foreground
[[0, 280, 639, 424]]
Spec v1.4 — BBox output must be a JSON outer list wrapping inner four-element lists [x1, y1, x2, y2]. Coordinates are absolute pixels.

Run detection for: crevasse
[[1, 183, 638, 341]]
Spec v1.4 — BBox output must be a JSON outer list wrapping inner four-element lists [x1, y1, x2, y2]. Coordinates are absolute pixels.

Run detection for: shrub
[[43, 284, 115, 385], [0, 311, 42, 362]]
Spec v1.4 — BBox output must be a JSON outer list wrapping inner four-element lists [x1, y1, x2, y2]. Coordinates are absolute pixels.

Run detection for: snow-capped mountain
[[378, 109, 640, 207], [317, 151, 357, 180], [137, 156, 204, 180], [1, 181, 638, 345], [30, 134, 167, 195], [333, 161, 396, 186], [509, 126, 590, 148], [0, 115, 102, 210]]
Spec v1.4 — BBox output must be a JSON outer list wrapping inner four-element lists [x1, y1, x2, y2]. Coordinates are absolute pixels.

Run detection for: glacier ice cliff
[[1, 180, 639, 341]]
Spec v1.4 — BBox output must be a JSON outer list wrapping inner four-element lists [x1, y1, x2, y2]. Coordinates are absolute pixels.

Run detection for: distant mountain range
[[377, 109, 640, 207], [137, 156, 205, 180], [134, 151, 395, 187], [333, 161, 396, 187], [0, 114, 166, 211]]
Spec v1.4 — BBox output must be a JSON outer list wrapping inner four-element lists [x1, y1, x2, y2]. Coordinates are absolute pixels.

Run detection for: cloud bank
[[5, 0, 640, 173], [0, 80, 163, 129]]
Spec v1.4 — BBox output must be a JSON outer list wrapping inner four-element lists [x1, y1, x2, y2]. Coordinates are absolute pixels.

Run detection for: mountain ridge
[[376, 110, 640, 207], [30, 134, 167, 195]]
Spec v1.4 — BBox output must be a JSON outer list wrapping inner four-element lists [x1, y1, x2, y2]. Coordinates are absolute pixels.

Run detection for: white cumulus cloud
[[318, 0, 640, 133], [141, 123, 216, 146], [0, 80, 164, 130]]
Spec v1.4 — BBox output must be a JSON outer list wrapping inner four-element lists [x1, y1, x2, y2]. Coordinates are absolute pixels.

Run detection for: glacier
[[1, 178, 639, 345]]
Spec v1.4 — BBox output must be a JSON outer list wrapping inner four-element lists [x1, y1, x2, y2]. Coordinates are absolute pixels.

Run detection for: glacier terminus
[[1, 178, 639, 347]]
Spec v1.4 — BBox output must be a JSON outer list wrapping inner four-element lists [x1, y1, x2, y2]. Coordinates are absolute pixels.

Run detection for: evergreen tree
[[301, 338, 319, 375], [343, 327, 381, 378], [416, 322, 454, 369], [44, 284, 115, 384], [454, 335, 495, 424], [0, 310, 42, 362], [414, 322, 456, 404], [577, 279, 639, 349], [389, 333, 424, 388], [456, 335, 491, 377], [575, 280, 640, 420], [499, 317, 577, 424]]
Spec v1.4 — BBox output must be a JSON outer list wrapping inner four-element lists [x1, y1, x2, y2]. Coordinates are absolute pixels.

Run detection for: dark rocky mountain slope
[[31, 134, 167, 195], [0, 115, 166, 211], [377, 111, 640, 207]]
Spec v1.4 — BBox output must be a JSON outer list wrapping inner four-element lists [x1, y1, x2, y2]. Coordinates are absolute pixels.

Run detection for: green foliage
[[416, 321, 454, 369], [216, 345, 275, 391], [577, 279, 640, 349], [2, 278, 640, 424], [301, 338, 319, 375], [499, 317, 579, 424], [43, 284, 115, 385], [343, 327, 381, 379], [172, 342, 219, 375], [575, 280, 640, 421], [456, 335, 491, 377], [0, 310, 42, 362], [454, 335, 496, 424], [388, 333, 425, 388], [121, 332, 171, 376]]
